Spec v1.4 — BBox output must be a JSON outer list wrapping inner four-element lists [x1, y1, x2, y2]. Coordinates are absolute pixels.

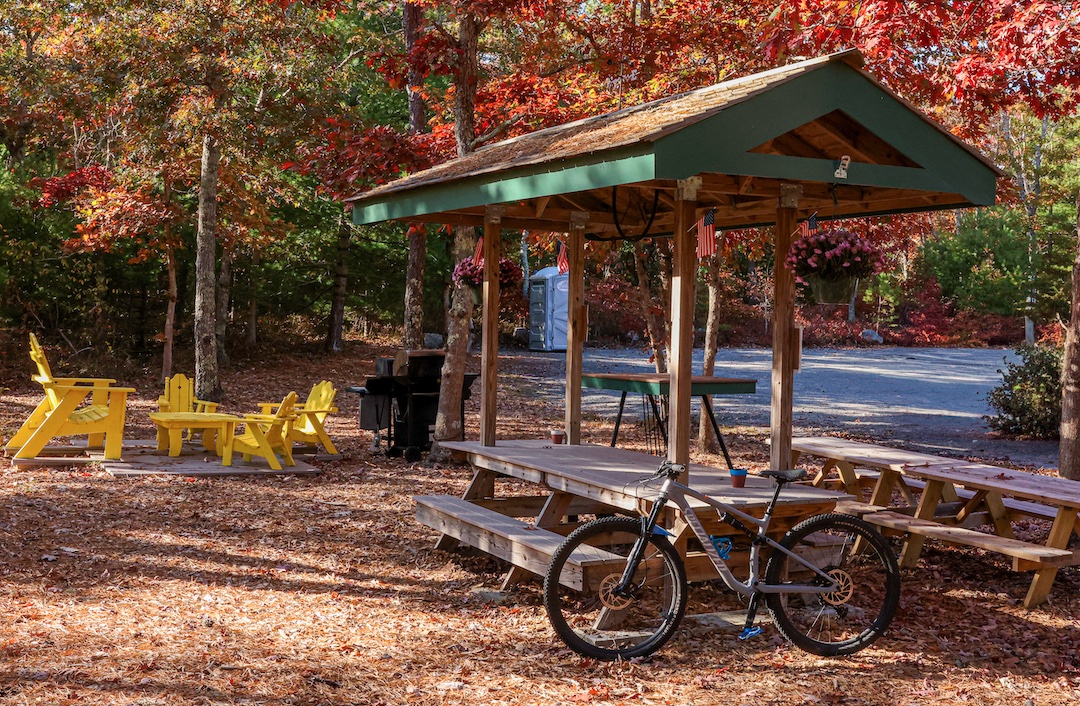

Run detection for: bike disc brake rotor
[[598, 574, 635, 610], [822, 568, 854, 605]]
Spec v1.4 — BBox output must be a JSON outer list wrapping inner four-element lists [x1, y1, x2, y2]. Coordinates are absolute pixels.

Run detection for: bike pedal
[[738, 626, 763, 641]]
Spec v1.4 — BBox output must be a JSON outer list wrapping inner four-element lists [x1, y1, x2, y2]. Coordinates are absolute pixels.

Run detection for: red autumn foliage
[[32, 166, 114, 208]]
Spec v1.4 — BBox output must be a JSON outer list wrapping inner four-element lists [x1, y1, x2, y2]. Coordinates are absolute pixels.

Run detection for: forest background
[[1, 0, 1079, 390]]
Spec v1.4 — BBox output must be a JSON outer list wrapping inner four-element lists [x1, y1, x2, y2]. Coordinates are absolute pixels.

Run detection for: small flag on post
[[556, 239, 569, 274], [473, 236, 484, 266], [797, 213, 819, 239], [696, 209, 716, 259]]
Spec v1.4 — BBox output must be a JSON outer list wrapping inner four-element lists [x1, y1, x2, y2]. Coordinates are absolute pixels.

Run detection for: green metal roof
[[347, 50, 1001, 234]]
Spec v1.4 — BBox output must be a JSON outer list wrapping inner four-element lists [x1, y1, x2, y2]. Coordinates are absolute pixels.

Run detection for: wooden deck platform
[[6, 439, 320, 477]]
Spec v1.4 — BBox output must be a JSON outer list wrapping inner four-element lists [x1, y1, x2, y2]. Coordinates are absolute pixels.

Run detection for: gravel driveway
[[513, 346, 1059, 470]]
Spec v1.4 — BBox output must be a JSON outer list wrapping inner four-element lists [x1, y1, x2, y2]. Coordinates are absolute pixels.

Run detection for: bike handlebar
[[653, 461, 685, 479]]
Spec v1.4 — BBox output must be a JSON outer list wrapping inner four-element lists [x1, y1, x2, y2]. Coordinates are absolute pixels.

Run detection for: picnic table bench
[[791, 436, 1080, 608]]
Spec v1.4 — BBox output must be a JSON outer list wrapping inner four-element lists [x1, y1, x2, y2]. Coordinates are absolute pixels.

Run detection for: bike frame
[[615, 473, 841, 598]]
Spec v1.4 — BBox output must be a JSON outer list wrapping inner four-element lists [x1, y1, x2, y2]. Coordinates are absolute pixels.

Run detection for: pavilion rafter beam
[[759, 131, 827, 160], [813, 111, 918, 167]]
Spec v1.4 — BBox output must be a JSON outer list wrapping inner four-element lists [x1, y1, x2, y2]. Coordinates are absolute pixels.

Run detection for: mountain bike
[[543, 462, 900, 661]]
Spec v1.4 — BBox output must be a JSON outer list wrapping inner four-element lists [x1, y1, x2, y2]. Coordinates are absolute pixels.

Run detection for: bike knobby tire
[[543, 516, 687, 661], [764, 513, 901, 656]]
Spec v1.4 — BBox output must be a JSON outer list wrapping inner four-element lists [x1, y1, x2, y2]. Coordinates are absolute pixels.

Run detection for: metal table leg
[[610, 391, 628, 447]]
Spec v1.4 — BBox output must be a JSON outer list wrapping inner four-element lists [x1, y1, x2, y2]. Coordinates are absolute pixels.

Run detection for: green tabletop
[[581, 372, 756, 396]]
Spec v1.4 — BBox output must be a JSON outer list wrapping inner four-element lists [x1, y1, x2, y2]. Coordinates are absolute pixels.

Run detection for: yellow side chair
[[223, 392, 298, 470], [258, 380, 339, 455], [156, 373, 220, 442], [158, 373, 219, 415], [4, 333, 134, 460]]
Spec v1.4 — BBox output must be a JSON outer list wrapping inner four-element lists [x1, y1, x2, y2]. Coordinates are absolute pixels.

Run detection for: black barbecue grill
[[349, 350, 478, 462]]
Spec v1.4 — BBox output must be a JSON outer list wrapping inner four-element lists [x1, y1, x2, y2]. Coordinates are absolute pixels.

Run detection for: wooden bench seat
[[863, 511, 1075, 570], [415, 495, 626, 590]]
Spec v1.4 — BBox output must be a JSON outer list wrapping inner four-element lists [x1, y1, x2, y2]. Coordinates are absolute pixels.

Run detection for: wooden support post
[[501, 491, 573, 589], [668, 179, 699, 469], [770, 185, 800, 471], [1023, 505, 1077, 608], [899, 478, 944, 568], [480, 206, 503, 446], [565, 212, 588, 445]]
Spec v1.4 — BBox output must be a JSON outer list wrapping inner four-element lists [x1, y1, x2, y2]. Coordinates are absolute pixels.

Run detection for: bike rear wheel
[[543, 516, 687, 661], [764, 513, 900, 656]]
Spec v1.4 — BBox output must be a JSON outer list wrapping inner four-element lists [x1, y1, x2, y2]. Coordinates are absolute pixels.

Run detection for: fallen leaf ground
[[2, 339, 1080, 705]]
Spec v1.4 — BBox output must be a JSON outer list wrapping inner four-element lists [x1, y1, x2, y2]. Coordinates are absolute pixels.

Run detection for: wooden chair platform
[[415, 495, 625, 590]]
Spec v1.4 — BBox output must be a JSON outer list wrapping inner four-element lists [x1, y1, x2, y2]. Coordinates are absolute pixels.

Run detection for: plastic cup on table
[[550, 429, 566, 445], [730, 468, 748, 488]]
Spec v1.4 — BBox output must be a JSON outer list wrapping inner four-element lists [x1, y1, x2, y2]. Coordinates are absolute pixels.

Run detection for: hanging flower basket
[[784, 227, 885, 305], [804, 274, 858, 305]]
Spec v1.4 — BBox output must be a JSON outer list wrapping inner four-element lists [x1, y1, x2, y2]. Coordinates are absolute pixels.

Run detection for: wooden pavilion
[[347, 50, 1003, 470]]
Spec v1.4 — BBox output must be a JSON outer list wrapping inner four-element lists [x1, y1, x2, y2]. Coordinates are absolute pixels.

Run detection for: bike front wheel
[[764, 513, 900, 656], [543, 516, 687, 661]]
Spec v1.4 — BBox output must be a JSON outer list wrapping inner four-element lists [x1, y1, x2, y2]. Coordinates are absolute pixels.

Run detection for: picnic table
[[417, 440, 846, 590], [581, 373, 756, 469], [791, 436, 1080, 608]]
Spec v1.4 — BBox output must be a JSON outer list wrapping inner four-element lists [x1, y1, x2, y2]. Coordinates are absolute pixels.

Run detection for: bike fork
[[614, 487, 671, 595]]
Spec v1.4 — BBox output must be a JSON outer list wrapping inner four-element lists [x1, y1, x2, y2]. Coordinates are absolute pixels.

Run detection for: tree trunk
[[633, 241, 668, 373], [401, 2, 428, 350], [429, 10, 481, 461], [403, 2, 427, 133], [431, 226, 477, 452], [402, 224, 427, 349], [657, 239, 674, 367], [216, 246, 233, 368], [1059, 189, 1080, 480], [326, 212, 350, 352], [246, 251, 259, 346], [194, 132, 220, 401], [698, 252, 721, 451], [162, 246, 177, 382]]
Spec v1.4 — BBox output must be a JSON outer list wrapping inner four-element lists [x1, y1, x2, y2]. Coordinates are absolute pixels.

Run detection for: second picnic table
[[791, 436, 1080, 608], [581, 373, 756, 469]]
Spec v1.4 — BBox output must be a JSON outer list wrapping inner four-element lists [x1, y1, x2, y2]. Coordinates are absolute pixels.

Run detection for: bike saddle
[[759, 469, 809, 484]]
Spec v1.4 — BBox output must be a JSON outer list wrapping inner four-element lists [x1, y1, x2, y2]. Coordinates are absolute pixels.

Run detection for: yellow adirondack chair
[[158, 373, 220, 415], [156, 373, 220, 443], [223, 392, 298, 470], [4, 333, 135, 460], [257, 380, 339, 455]]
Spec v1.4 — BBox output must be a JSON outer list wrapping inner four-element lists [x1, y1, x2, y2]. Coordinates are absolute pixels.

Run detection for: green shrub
[[985, 344, 1062, 439]]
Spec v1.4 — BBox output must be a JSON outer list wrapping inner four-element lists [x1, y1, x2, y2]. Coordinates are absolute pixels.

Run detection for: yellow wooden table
[[149, 412, 240, 458]]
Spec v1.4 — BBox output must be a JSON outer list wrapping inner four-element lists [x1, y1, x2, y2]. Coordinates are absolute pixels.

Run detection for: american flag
[[556, 239, 569, 274], [473, 236, 484, 266], [696, 209, 716, 259], [798, 213, 819, 239]]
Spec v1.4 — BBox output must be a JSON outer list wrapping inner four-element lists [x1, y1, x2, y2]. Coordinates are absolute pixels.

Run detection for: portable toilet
[[528, 266, 569, 351]]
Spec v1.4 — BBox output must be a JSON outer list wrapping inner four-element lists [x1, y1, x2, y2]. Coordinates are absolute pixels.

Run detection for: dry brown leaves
[[2, 341, 1080, 705]]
